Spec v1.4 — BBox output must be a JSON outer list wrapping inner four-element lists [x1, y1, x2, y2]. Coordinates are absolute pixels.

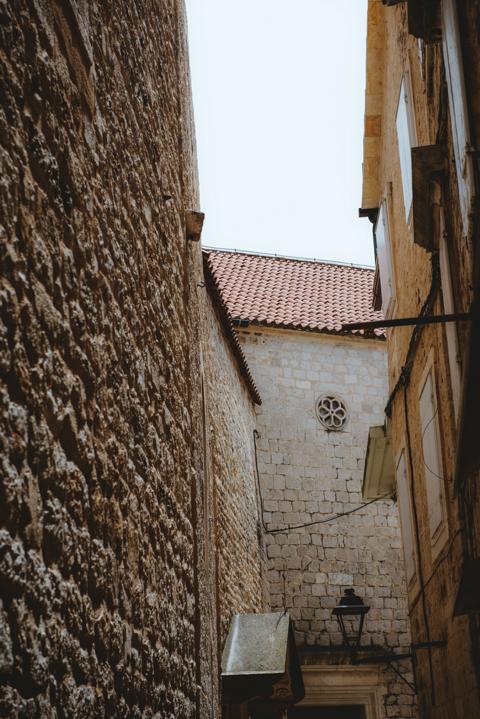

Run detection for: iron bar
[[352, 652, 412, 665], [342, 312, 471, 332], [412, 641, 446, 650], [387, 661, 417, 693], [351, 640, 446, 697], [351, 642, 445, 666]]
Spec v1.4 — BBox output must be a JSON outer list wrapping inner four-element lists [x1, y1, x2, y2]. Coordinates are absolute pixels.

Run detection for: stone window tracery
[[316, 395, 348, 431]]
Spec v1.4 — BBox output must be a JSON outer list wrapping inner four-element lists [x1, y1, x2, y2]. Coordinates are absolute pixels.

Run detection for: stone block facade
[[239, 327, 415, 718], [0, 2, 265, 717], [361, 2, 480, 717], [198, 288, 267, 714], [203, 295, 267, 636]]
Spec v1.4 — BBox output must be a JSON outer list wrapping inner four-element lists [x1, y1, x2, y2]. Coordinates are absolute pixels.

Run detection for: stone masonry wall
[[202, 290, 266, 659], [239, 326, 415, 718], [366, 2, 480, 716], [0, 1, 206, 716]]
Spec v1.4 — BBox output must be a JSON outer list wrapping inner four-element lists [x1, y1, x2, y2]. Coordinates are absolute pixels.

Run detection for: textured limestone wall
[[365, 2, 480, 717], [202, 289, 266, 656], [0, 1, 204, 716], [239, 327, 415, 718]]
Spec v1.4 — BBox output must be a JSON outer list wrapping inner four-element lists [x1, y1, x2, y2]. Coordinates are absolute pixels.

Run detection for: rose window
[[316, 395, 348, 431]]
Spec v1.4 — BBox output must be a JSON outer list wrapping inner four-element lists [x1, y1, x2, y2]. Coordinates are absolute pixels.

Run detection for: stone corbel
[[411, 145, 447, 251], [185, 210, 205, 242]]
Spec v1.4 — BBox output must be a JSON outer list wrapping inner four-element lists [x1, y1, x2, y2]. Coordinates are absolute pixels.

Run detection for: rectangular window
[[374, 201, 395, 318], [442, 0, 474, 232], [396, 76, 416, 221], [396, 450, 417, 584], [419, 366, 446, 541]]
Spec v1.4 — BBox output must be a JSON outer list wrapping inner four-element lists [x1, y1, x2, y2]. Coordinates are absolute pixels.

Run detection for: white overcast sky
[[186, 0, 374, 266]]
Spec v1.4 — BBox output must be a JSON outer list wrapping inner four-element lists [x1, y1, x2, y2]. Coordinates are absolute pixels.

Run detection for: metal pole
[[342, 312, 471, 332]]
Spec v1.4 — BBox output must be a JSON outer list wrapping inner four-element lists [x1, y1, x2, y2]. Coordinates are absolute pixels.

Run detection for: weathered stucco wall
[[0, 1, 204, 716], [239, 327, 415, 718]]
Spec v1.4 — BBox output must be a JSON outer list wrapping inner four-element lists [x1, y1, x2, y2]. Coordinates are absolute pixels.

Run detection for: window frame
[[395, 448, 418, 589], [395, 72, 417, 224], [374, 198, 396, 319], [417, 352, 449, 559], [441, 0, 474, 233]]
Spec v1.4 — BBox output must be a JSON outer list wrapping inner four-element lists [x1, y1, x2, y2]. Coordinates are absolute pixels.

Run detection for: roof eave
[[361, 0, 386, 212], [232, 318, 386, 341], [202, 254, 262, 405]]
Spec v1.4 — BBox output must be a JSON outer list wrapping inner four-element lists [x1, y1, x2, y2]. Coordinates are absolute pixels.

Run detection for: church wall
[[239, 326, 416, 718], [361, 2, 480, 716], [197, 288, 268, 715]]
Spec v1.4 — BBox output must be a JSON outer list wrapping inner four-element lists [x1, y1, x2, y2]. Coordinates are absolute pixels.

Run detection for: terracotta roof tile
[[204, 249, 384, 338], [202, 254, 262, 404]]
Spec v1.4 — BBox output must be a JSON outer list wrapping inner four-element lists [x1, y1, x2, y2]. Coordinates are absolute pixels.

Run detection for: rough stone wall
[[363, 2, 480, 717], [193, 287, 267, 715], [239, 327, 415, 718], [0, 1, 206, 716], [202, 290, 266, 650]]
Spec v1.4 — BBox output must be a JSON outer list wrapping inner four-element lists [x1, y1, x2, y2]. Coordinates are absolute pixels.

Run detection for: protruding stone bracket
[[185, 210, 205, 242], [412, 144, 447, 250]]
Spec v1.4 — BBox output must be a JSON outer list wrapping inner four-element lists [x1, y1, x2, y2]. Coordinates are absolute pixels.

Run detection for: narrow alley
[[0, 2, 479, 718]]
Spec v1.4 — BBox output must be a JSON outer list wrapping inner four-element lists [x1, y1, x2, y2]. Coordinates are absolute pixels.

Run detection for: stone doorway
[[289, 707, 366, 719], [296, 665, 385, 719]]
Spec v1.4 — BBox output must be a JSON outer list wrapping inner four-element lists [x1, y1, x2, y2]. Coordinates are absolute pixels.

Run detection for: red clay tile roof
[[204, 249, 384, 338], [202, 254, 262, 404]]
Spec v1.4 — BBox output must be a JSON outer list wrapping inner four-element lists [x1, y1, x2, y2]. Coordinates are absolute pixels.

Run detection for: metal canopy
[[222, 612, 290, 676], [221, 612, 305, 707]]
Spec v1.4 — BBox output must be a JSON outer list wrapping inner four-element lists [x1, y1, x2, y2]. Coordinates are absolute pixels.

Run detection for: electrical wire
[[421, 405, 445, 482], [253, 429, 267, 533], [266, 494, 391, 534], [384, 254, 440, 419], [253, 429, 391, 535]]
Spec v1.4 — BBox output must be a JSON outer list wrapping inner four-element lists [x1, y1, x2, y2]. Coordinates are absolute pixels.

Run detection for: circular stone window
[[316, 395, 348, 431]]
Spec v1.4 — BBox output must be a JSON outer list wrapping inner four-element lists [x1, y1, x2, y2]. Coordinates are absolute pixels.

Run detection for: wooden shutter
[[442, 0, 474, 232], [419, 369, 445, 538], [396, 78, 415, 221], [374, 202, 395, 317], [396, 451, 416, 583]]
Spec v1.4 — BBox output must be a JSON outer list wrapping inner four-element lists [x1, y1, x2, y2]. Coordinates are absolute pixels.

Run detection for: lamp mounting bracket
[[351, 640, 446, 695]]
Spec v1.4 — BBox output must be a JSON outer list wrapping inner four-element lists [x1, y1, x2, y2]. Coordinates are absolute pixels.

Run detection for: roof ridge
[[203, 246, 375, 272]]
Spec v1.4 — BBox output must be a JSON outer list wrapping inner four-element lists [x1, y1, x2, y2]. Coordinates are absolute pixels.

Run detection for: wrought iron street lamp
[[332, 592, 446, 695], [332, 588, 370, 648]]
